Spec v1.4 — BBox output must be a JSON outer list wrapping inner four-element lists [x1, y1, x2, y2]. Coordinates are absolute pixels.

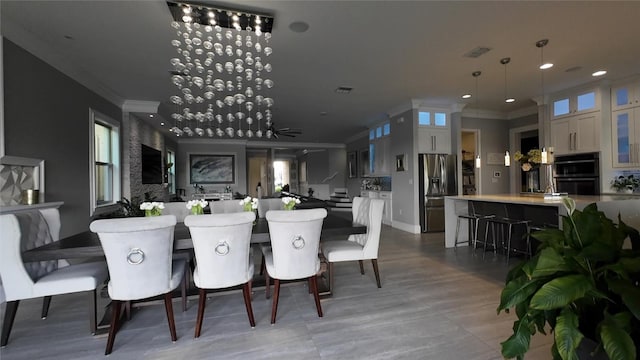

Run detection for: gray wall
[[176, 141, 247, 198], [461, 116, 511, 194], [390, 109, 416, 227], [4, 39, 122, 237]]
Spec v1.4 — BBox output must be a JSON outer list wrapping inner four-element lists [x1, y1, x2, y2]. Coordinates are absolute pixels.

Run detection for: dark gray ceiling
[[3, 1, 640, 143]]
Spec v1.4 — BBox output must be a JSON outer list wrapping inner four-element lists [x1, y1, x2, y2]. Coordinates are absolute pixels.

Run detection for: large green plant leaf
[[501, 319, 532, 359], [608, 279, 640, 320], [578, 241, 617, 264], [498, 277, 542, 313], [532, 247, 572, 278], [532, 228, 565, 249], [554, 308, 583, 360], [530, 275, 593, 310], [599, 314, 636, 360]]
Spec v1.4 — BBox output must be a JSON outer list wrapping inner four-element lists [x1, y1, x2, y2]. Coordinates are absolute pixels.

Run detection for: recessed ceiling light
[[505, 98, 516, 103], [540, 63, 554, 70], [160, 122, 165, 126], [592, 70, 607, 77], [289, 21, 310, 33], [149, 114, 154, 118], [335, 87, 352, 94], [462, 94, 472, 99]]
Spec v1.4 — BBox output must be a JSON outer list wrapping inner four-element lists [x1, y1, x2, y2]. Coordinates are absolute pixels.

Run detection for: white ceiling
[[3, 1, 640, 143]]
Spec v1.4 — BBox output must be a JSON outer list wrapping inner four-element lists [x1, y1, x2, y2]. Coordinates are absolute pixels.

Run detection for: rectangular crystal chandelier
[[166, 1, 275, 138]]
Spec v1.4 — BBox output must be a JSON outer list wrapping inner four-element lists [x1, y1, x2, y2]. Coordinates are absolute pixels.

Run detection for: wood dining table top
[[22, 214, 366, 262]]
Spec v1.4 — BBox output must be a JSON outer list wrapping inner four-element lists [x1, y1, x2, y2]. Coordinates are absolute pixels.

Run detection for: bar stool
[[483, 204, 531, 262], [454, 201, 494, 250]]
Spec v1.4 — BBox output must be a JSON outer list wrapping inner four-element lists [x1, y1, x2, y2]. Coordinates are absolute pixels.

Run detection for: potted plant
[[611, 175, 640, 193], [497, 198, 640, 360]]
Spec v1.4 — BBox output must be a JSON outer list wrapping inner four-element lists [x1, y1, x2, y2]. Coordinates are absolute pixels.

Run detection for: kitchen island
[[444, 194, 640, 248]]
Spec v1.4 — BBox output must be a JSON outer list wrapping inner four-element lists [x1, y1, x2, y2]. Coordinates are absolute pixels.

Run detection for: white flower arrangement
[[239, 196, 258, 211], [186, 199, 208, 215], [281, 196, 300, 210], [140, 201, 164, 216]]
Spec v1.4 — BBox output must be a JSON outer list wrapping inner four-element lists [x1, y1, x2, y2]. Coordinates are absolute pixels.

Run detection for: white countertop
[[446, 194, 639, 207]]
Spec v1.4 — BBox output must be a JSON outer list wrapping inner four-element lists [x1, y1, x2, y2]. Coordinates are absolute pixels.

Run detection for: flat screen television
[[141, 144, 163, 184]]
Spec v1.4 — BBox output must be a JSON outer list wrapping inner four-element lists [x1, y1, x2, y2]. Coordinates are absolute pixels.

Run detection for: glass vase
[[527, 172, 536, 193]]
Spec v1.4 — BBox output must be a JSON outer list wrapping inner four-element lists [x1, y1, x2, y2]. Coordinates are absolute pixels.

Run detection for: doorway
[[461, 130, 479, 195], [509, 124, 539, 193], [246, 149, 270, 198]]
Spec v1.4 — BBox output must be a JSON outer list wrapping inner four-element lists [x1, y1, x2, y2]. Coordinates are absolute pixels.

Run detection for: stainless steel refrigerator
[[418, 154, 457, 232]]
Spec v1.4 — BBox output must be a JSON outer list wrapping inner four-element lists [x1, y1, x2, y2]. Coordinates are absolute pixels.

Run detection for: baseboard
[[391, 220, 421, 234]]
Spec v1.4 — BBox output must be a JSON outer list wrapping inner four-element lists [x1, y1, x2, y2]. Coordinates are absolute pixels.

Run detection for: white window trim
[[89, 108, 121, 216]]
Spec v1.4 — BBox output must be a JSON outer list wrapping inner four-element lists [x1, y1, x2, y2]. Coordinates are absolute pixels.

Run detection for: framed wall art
[[189, 154, 235, 184]]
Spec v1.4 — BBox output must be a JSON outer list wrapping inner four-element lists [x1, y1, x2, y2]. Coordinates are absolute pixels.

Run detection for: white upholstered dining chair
[[209, 199, 244, 214], [89, 215, 186, 355], [184, 212, 256, 337], [0, 209, 108, 347], [321, 197, 384, 292], [264, 208, 327, 324]]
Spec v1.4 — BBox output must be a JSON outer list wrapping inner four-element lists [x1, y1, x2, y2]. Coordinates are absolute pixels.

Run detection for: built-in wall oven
[[554, 152, 600, 195]]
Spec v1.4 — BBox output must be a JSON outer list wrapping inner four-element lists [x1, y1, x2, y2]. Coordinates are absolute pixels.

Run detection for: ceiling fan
[[266, 122, 302, 139]]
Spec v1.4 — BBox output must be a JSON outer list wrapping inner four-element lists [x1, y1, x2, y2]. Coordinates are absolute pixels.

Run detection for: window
[[376, 126, 382, 138], [553, 98, 570, 117], [434, 112, 446, 126], [369, 129, 375, 140], [167, 149, 176, 194], [419, 111, 447, 127], [576, 92, 595, 112], [383, 123, 390, 136], [419, 112, 431, 126], [89, 109, 120, 215], [615, 88, 629, 107]]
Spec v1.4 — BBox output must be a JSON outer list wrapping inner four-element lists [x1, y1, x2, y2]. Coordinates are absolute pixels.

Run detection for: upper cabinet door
[[612, 81, 640, 111], [552, 89, 599, 119]]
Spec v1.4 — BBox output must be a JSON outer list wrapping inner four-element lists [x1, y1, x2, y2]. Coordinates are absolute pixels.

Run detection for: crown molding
[[387, 101, 413, 118], [122, 100, 160, 113], [507, 105, 538, 119]]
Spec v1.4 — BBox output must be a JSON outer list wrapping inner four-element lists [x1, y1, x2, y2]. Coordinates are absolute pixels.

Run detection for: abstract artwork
[[189, 154, 235, 184]]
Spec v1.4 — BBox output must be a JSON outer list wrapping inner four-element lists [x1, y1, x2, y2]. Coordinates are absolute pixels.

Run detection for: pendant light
[[473, 71, 481, 168], [500, 57, 515, 103]]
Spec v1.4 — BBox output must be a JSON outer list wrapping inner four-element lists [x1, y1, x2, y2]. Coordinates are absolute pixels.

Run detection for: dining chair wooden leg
[[41, 296, 52, 319], [182, 263, 188, 312], [265, 271, 271, 299], [163, 292, 178, 342], [270, 279, 281, 324], [308, 278, 312, 294], [371, 259, 382, 288], [329, 262, 335, 294], [259, 254, 265, 275], [125, 301, 131, 321], [105, 300, 121, 355], [248, 279, 253, 301], [242, 282, 256, 328], [309, 275, 323, 318], [89, 289, 98, 335], [1, 300, 20, 347], [358, 260, 365, 275], [194, 288, 206, 338]]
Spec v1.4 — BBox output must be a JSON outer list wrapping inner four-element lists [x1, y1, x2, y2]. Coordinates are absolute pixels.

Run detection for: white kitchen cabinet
[[378, 191, 392, 225], [549, 111, 600, 155], [551, 89, 599, 119], [612, 108, 640, 167], [612, 81, 640, 111], [418, 127, 451, 154], [369, 137, 390, 176]]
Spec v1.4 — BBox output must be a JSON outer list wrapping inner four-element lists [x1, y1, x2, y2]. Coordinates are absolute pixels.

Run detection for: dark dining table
[[21, 214, 366, 335], [22, 214, 366, 262]]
